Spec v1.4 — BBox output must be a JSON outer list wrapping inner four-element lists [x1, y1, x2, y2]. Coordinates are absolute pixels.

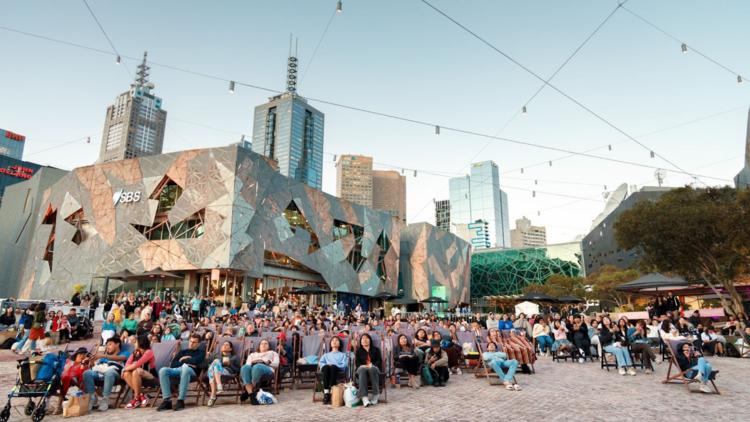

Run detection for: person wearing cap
[[276, 332, 293, 367], [54, 347, 89, 414], [482, 341, 520, 390], [424, 339, 449, 387]]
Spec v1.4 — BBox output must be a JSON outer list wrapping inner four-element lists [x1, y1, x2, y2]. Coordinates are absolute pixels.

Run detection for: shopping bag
[[63, 393, 89, 417], [255, 389, 277, 405], [331, 384, 345, 407], [343, 384, 360, 407]]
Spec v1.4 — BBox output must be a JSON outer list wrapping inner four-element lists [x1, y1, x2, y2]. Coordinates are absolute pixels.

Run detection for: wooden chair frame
[[152, 339, 209, 407], [661, 340, 719, 394], [352, 333, 388, 404], [295, 336, 324, 390], [200, 337, 246, 405], [311, 336, 350, 403], [474, 342, 518, 386], [119, 340, 180, 408]]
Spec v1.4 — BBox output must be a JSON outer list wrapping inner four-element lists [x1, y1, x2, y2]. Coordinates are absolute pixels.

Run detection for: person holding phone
[[240, 339, 279, 402], [205, 341, 241, 407], [676, 342, 714, 393]]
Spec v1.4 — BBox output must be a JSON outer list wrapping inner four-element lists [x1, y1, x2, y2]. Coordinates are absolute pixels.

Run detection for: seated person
[[413, 329, 431, 356], [676, 341, 715, 394], [157, 334, 206, 411], [354, 333, 382, 407], [162, 326, 177, 341], [240, 339, 279, 401], [82, 336, 131, 412], [482, 341, 520, 390], [700, 328, 724, 356], [721, 315, 737, 336], [631, 320, 659, 373], [120, 313, 138, 335], [276, 333, 293, 367], [123, 336, 157, 409], [532, 319, 553, 356], [424, 339, 449, 387], [588, 320, 602, 355], [318, 336, 348, 405], [571, 315, 591, 363], [600, 316, 637, 376], [55, 347, 88, 414], [551, 321, 572, 355], [646, 319, 661, 348], [394, 334, 421, 388], [205, 341, 241, 407]]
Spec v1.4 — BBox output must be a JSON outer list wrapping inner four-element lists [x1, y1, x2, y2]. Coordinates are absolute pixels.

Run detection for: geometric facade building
[[18, 146, 402, 300], [400, 222, 472, 304], [449, 160, 511, 249], [470, 242, 584, 298]]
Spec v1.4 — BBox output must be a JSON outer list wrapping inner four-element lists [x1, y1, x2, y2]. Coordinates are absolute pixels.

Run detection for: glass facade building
[[0, 155, 42, 207], [0, 128, 26, 160], [471, 242, 584, 298], [252, 93, 324, 190], [449, 160, 510, 248]]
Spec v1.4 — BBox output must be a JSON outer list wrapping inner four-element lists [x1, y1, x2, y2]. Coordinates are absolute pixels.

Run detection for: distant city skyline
[[2, 0, 749, 244]]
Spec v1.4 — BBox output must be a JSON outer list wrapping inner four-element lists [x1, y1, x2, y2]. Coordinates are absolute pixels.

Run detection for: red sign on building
[[0, 165, 34, 179], [5, 131, 25, 142]]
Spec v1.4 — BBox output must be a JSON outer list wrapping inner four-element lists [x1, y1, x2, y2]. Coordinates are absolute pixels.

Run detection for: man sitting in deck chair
[[675, 341, 717, 394], [482, 342, 521, 391], [157, 334, 206, 411]]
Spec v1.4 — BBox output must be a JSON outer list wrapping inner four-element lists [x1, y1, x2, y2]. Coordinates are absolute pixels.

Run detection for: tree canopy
[[585, 265, 641, 311], [614, 186, 750, 314], [523, 274, 586, 300]]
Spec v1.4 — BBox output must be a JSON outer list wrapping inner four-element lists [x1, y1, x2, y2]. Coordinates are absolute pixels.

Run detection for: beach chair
[[455, 331, 481, 374], [662, 339, 719, 394], [501, 330, 536, 373], [200, 337, 245, 405], [475, 343, 517, 386], [296, 336, 325, 389], [153, 339, 209, 407], [737, 333, 750, 358], [120, 340, 179, 407], [311, 336, 350, 403], [93, 342, 136, 408], [353, 333, 388, 404], [390, 333, 414, 386]]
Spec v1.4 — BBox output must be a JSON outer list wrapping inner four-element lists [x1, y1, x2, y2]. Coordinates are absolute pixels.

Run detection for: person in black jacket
[[675, 341, 714, 394], [355, 333, 382, 407], [572, 315, 590, 363], [600, 316, 637, 376], [666, 292, 681, 313], [0, 307, 16, 329], [156, 334, 206, 411]]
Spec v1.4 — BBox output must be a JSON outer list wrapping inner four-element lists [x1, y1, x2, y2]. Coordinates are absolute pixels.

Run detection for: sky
[[2, 0, 749, 244]]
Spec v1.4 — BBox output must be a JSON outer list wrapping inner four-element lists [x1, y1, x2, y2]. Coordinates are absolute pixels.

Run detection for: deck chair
[[501, 331, 536, 373], [296, 336, 325, 389], [353, 334, 388, 404], [455, 331, 481, 374], [120, 340, 179, 407], [737, 333, 750, 357], [390, 333, 414, 386], [94, 342, 136, 408], [248, 337, 282, 395], [200, 337, 245, 404], [312, 336, 351, 403], [153, 339, 209, 407], [662, 339, 719, 394], [475, 343, 517, 386]]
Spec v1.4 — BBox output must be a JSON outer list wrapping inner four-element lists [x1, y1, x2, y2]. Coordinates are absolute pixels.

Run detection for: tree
[[614, 186, 750, 315], [586, 265, 641, 310], [523, 274, 587, 299]]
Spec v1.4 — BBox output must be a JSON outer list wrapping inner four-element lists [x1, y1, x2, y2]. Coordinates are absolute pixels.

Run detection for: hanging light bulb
[[337, 0, 342, 13], [229, 81, 235, 93], [650, 151, 655, 159], [435, 125, 440, 136], [608, 144, 612, 151], [522, 106, 527, 115], [604, 185, 607, 190], [532, 191, 536, 197], [738, 76, 743, 84], [401, 168, 404, 174], [116, 55, 121, 65], [681, 43, 687, 53], [538, 211, 540, 216], [521, 168, 524, 173], [241, 134, 245, 142], [549, 161, 552, 166], [333, 155, 337, 161], [535, 180, 538, 185], [414, 170, 417, 177], [86, 137, 91, 144]]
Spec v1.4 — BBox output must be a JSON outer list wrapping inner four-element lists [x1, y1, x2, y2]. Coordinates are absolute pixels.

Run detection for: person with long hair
[[205, 340, 241, 407], [355, 333, 382, 406], [394, 334, 421, 388], [631, 320, 659, 373], [676, 341, 715, 393], [318, 336, 348, 405], [22, 302, 47, 354], [240, 339, 279, 402], [122, 335, 157, 409], [551, 320, 572, 355], [600, 316, 637, 376], [533, 317, 553, 356]]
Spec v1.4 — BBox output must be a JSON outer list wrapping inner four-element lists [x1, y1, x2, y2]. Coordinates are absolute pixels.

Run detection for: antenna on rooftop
[[286, 35, 298, 94], [134, 51, 150, 88]]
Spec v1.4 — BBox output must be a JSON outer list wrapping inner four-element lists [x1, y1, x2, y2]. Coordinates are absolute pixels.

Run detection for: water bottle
[[396, 375, 400, 386]]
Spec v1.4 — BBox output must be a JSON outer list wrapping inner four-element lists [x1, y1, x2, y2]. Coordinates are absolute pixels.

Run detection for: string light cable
[[81, 0, 132, 78]]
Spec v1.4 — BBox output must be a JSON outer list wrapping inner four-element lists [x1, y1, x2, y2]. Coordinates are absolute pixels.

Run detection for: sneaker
[[89, 394, 99, 411], [173, 400, 185, 411], [700, 385, 713, 394], [362, 397, 371, 407], [125, 398, 140, 409], [98, 397, 110, 412], [216, 387, 224, 395], [645, 369, 652, 374], [322, 393, 331, 405], [627, 368, 637, 376], [618, 367, 626, 376], [140, 394, 149, 407], [157, 400, 172, 412], [578, 358, 585, 364], [370, 394, 379, 405], [456, 368, 462, 375], [206, 397, 216, 408]]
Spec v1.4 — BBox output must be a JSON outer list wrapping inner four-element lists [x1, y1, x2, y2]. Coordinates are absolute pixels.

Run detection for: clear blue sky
[[2, 0, 749, 243]]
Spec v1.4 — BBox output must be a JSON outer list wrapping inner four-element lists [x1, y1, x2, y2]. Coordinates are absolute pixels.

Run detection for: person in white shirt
[[700, 328, 724, 356], [486, 313, 499, 330]]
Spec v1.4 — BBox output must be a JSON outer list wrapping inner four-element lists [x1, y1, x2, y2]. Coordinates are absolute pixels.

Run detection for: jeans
[[575, 337, 591, 356], [355, 366, 380, 399], [488, 359, 518, 384], [536, 336, 553, 352], [605, 345, 633, 368], [208, 307, 215, 318], [240, 364, 274, 385], [83, 369, 120, 397], [158, 365, 196, 401], [686, 357, 713, 383]]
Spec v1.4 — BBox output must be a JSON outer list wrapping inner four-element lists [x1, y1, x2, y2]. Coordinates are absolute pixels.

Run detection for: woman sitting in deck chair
[[318, 336, 348, 405], [122, 335, 157, 409], [676, 342, 715, 394], [205, 340, 241, 407], [394, 334, 421, 389], [240, 339, 279, 402], [355, 333, 382, 407], [482, 342, 520, 391]]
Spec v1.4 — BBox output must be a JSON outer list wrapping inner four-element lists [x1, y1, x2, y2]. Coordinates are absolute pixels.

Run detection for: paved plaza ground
[[0, 343, 748, 422]]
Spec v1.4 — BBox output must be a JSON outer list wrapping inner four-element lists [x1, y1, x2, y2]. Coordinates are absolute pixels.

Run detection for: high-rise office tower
[[510, 216, 547, 248], [448, 160, 510, 248], [0, 128, 25, 160], [372, 170, 406, 223], [251, 44, 324, 190], [336, 155, 373, 207], [434, 199, 450, 231], [98, 52, 167, 163]]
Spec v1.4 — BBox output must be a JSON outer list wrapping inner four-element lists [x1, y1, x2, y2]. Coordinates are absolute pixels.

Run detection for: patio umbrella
[[390, 297, 418, 304], [289, 285, 330, 295], [516, 292, 559, 302], [127, 267, 182, 280], [372, 292, 401, 301], [93, 269, 136, 279], [558, 296, 584, 303], [614, 273, 688, 294], [420, 297, 448, 304]]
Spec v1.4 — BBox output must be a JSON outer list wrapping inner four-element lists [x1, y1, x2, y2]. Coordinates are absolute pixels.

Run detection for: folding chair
[[475, 343, 517, 386], [311, 336, 350, 403], [353, 334, 388, 404], [455, 331, 481, 374], [661, 340, 719, 394], [120, 340, 179, 407], [296, 336, 325, 389], [200, 337, 245, 405], [390, 333, 414, 386], [95, 342, 136, 408], [501, 330, 536, 373], [737, 333, 750, 358], [153, 339, 208, 407]]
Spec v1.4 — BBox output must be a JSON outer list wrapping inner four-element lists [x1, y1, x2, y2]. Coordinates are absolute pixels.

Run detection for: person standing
[[190, 295, 201, 322], [666, 292, 682, 314], [22, 302, 47, 354]]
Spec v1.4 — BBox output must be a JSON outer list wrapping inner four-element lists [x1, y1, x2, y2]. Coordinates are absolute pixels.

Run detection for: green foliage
[[586, 265, 641, 311], [614, 186, 750, 314], [522, 274, 586, 299]]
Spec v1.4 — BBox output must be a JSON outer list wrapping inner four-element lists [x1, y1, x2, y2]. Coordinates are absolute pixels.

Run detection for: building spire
[[286, 36, 298, 94], [134, 51, 150, 88]]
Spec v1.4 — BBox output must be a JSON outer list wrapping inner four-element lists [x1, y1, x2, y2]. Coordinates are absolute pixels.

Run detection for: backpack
[[420, 364, 433, 386], [35, 352, 66, 381], [0, 338, 17, 349], [725, 342, 740, 358]]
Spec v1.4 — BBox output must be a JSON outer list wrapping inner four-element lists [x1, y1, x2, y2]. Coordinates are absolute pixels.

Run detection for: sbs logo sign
[[113, 189, 142, 206]]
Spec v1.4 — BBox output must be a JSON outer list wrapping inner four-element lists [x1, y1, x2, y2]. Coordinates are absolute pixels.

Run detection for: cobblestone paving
[[0, 350, 747, 422]]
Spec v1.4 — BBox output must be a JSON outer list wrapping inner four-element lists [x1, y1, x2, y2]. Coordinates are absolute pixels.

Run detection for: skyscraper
[[0, 128, 25, 160], [336, 155, 372, 207], [434, 199, 450, 231], [510, 216, 547, 248], [98, 52, 167, 163], [251, 47, 324, 190], [448, 160, 510, 248], [372, 170, 406, 223]]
